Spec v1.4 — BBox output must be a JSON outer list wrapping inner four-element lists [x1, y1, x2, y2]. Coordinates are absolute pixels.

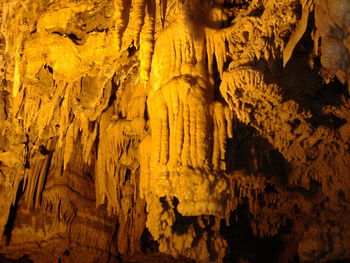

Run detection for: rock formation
[[1, 0, 350, 262]]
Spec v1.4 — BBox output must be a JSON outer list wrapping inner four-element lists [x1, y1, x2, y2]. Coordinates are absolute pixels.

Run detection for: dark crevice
[[39, 145, 52, 155], [231, 122, 289, 180], [50, 31, 84, 45], [0, 254, 33, 263], [247, 6, 265, 17], [3, 180, 24, 245], [86, 28, 108, 34], [67, 33, 82, 45], [140, 228, 159, 254], [107, 91, 117, 111], [159, 196, 171, 211], [124, 168, 131, 183], [44, 64, 53, 74], [172, 198, 195, 235], [224, 0, 252, 9], [222, 204, 287, 263], [51, 31, 64, 36], [23, 134, 30, 169], [127, 46, 137, 57]]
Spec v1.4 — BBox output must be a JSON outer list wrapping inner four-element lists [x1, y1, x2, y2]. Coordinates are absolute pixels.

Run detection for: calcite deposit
[[1, 0, 350, 262]]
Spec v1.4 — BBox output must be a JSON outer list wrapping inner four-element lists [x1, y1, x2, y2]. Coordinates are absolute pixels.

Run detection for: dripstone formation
[[1, 0, 350, 262]]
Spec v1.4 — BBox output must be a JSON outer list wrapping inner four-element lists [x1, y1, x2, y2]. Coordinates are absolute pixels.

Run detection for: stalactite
[[212, 102, 233, 170], [96, 105, 146, 214], [139, 0, 155, 83], [63, 122, 78, 170], [23, 140, 53, 210], [129, 0, 147, 48], [205, 28, 227, 77], [114, 0, 126, 52], [139, 134, 151, 198], [283, 0, 313, 67], [12, 48, 22, 98]]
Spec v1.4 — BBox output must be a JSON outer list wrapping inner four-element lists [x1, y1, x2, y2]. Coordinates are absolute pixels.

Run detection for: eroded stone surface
[[1, 0, 350, 262]]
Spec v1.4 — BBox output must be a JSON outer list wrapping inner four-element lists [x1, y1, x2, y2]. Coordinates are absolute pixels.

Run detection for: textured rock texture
[[1, 0, 350, 262]]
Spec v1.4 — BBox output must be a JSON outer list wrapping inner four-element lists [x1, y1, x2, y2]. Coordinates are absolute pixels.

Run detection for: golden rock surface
[[1, 0, 350, 262]]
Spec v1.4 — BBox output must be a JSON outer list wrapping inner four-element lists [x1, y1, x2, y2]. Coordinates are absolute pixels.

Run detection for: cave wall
[[1, 0, 350, 262]]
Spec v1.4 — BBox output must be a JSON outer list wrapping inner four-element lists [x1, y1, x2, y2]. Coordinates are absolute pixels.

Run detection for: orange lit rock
[[1, 0, 350, 262]]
